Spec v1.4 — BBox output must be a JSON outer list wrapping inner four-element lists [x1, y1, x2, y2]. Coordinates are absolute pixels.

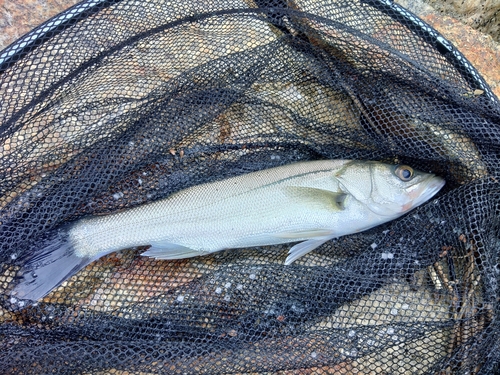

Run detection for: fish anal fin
[[141, 241, 204, 260], [284, 237, 334, 265], [285, 186, 347, 211]]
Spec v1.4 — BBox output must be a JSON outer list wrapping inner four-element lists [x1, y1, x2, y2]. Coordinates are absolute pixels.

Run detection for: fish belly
[[69, 187, 337, 258], [69, 160, 352, 258]]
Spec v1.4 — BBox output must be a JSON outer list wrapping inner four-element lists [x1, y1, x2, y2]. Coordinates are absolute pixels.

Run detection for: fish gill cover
[[0, 0, 499, 374]]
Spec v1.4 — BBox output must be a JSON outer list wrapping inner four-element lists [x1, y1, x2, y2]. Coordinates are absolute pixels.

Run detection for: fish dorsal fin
[[284, 186, 347, 211]]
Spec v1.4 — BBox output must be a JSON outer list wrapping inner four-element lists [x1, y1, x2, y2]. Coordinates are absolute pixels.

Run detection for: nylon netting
[[1, 0, 499, 374]]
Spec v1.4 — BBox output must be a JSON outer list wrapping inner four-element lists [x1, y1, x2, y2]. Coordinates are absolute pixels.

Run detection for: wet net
[[1, 0, 499, 374]]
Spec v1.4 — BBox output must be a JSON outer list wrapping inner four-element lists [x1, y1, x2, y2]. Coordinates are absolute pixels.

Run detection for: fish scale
[[70, 160, 350, 257]]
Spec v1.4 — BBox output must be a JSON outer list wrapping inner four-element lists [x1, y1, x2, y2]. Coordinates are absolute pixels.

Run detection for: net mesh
[[1, 0, 499, 374]]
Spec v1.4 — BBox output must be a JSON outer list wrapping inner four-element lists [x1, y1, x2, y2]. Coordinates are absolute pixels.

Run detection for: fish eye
[[395, 165, 414, 181]]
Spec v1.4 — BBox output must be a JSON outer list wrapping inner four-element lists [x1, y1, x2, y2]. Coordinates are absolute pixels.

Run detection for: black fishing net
[[1, 0, 499, 373]]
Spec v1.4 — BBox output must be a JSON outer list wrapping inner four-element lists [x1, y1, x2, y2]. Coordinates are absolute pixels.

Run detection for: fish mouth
[[406, 176, 445, 210]]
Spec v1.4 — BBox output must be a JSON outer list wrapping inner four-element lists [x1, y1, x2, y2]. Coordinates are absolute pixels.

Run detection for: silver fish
[[12, 160, 444, 301]]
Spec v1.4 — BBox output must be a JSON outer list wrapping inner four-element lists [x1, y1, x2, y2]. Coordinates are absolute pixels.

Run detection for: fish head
[[335, 161, 445, 217]]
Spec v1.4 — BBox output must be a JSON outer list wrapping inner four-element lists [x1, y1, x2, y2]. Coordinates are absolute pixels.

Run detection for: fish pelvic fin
[[141, 241, 205, 260], [284, 236, 334, 265], [284, 186, 347, 211], [11, 227, 95, 303]]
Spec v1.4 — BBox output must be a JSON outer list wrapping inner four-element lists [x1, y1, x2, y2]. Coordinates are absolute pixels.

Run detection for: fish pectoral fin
[[284, 186, 347, 211], [274, 229, 335, 239], [141, 241, 203, 260], [284, 237, 334, 265]]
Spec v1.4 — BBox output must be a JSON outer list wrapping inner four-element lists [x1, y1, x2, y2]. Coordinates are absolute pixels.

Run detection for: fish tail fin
[[11, 227, 93, 303]]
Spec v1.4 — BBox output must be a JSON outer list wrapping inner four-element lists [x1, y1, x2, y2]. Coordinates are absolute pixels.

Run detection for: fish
[[11, 160, 444, 301]]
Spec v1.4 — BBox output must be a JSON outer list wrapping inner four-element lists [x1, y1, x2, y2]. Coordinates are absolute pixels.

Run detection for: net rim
[[0, 0, 497, 103]]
